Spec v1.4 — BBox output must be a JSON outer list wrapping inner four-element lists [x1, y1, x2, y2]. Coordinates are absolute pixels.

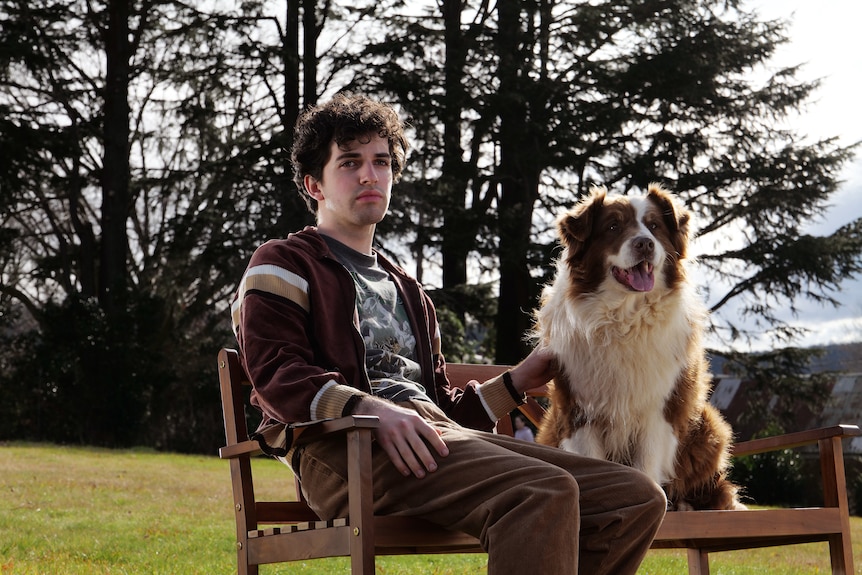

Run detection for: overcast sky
[[703, 0, 862, 351]]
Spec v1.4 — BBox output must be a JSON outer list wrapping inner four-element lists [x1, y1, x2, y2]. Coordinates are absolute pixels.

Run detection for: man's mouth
[[356, 190, 384, 201], [612, 261, 655, 292]]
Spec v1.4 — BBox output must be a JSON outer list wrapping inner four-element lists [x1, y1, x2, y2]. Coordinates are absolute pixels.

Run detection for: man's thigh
[[294, 407, 651, 524]]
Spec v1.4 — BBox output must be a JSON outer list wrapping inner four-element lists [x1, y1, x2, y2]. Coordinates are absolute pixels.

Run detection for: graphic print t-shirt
[[323, 236, 432, 404]]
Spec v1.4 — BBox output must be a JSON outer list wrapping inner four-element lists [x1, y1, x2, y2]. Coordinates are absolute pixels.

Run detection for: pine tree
[[349, 0, 861, 363]]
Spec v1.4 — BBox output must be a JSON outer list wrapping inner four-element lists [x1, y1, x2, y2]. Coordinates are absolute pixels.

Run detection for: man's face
[[305, 134, 393, 232]]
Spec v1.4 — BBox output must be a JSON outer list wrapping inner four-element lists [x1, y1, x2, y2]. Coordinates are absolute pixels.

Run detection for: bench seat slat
[[656, 507, 843, 542]]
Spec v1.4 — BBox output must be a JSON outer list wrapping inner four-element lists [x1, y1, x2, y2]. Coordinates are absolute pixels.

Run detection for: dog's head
[[556, 183, 691, 295]]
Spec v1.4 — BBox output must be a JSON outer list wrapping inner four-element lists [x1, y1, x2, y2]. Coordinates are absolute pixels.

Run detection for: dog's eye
[[608, 221, 619, 232], [649, 222, 659, 231]]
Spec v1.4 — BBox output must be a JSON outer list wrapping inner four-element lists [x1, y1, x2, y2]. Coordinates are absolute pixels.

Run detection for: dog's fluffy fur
[[534, 184, 742, 510]]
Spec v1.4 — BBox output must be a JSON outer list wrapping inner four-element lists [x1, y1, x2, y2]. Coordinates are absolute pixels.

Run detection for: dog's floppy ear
[[557, 186, 606, 255], [648, 183, 690, 258]]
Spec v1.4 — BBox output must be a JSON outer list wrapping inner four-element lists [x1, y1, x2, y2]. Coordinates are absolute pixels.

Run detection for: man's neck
[[317, 224, 375, 255]]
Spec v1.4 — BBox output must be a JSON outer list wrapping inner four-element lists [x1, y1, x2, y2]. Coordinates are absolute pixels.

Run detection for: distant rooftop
[[704, 342, 862, 452]]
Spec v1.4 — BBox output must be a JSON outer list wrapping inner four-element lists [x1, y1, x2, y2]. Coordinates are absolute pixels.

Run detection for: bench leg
[[236, 555, 257, 575], [687, 548, 709, 575], [347, 429, 376, 575], [827, 533, 851, 575], [820, 436, 853, 575]]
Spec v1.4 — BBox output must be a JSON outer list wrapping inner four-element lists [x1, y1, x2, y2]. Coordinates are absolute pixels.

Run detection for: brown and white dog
[[534, 184, 742, 510]]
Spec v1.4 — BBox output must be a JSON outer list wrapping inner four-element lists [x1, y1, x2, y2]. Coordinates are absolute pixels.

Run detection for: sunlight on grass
[[1, 442, 858, 574]]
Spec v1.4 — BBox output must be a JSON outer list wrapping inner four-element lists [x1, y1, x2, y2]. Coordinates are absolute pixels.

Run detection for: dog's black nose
[[633, 236, 654, 257]]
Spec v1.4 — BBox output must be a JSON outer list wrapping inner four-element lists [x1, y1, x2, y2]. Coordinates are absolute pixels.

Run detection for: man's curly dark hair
[[290, 93, 410, 214]]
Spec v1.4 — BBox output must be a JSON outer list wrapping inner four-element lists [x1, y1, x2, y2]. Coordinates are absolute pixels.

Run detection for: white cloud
[[706, 1, 862, 351]]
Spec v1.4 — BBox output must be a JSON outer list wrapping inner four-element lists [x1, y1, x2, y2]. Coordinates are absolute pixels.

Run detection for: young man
[[231, 93, 666, 574]]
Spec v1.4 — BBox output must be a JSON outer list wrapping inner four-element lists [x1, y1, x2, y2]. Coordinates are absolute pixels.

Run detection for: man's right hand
[[352, 396, 449, 479]]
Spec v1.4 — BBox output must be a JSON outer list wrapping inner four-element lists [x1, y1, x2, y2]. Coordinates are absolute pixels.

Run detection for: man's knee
[[530, 468, 581, 516], [647, 480, 668, 519], [635, 469, 668, 509], [627, 470, 668, 525]]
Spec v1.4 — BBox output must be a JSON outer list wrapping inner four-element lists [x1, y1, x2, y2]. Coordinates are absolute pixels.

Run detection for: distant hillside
[[809, 342, 862, 373], [709, 342, 862, 376]]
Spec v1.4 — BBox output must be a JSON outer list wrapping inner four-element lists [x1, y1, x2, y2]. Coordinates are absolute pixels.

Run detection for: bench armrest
[[295, 415, 380, 445], [219, 439, 263, 459], [219, 415, 380, 459], [731, 424, 861, 457]]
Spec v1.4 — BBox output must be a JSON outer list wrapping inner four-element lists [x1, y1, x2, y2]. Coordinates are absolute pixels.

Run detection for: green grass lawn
[[0, 442, 858, 574]]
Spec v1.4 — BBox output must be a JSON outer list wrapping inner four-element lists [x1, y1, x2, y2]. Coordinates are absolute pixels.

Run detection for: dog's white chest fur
[[538, 255, 706, 485]]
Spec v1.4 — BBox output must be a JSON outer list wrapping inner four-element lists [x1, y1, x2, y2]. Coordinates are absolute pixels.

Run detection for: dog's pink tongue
[[629, 265, 654, 291], [614, 262, 655, 292]]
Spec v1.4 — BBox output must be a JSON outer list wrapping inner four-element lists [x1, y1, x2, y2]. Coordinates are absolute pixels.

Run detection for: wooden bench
[[218, 348, 860, 574]]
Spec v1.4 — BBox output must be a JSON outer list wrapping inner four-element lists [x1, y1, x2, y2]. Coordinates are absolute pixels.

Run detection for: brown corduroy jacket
[[231, 227, 519, 453]]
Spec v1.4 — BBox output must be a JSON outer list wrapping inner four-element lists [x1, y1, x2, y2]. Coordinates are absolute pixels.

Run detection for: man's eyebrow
[[333, 151, 392, 161], [333, 151, 360, 161]]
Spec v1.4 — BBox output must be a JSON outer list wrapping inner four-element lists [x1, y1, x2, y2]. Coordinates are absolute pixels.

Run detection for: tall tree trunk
[[440, 0, 471, 290], [88, 0, 135, 446], [278, 0, 315, 235], [285, 0, 300, 130], [494, 0, 537, 364], [101, 0, 131, 315], [302, 0, 318, 107]]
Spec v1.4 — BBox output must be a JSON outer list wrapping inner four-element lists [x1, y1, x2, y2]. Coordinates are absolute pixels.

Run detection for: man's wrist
[[342, 393, 364, 417], [502, 371, 526, 405]]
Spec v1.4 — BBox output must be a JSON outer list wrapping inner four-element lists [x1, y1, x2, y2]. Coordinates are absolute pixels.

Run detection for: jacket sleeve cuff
[[310, 381, 367, 421], [476, 375, 522, 421]]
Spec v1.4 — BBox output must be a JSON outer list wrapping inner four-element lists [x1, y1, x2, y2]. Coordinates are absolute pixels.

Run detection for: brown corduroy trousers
[[287, 400, 667, 574]]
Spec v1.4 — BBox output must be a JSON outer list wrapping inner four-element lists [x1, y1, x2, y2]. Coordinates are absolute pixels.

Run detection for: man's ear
[[305, 174, 324, 201]]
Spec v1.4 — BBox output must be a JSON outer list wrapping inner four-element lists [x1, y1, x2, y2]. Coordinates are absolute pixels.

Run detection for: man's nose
[[359, 164, 380, 184]]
